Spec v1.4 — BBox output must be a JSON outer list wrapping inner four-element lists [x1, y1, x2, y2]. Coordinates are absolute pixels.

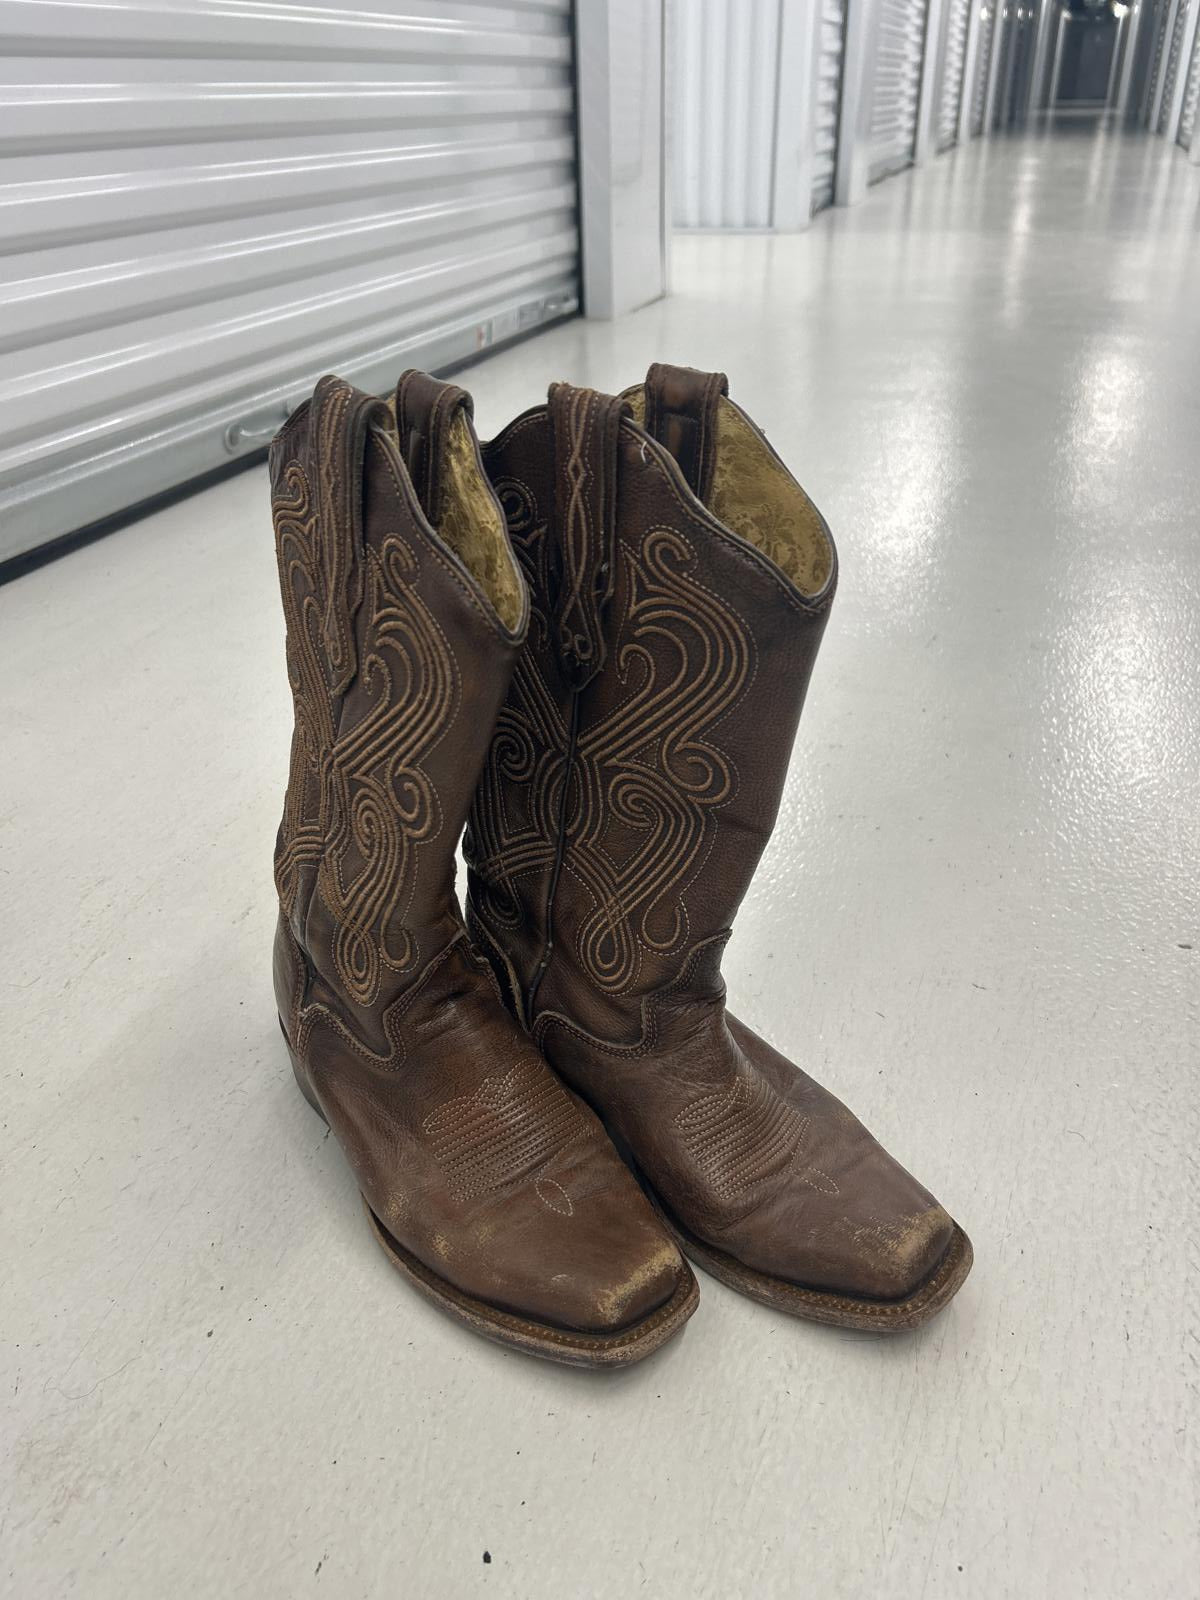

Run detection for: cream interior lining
[[626, 388, 833, 598], [382, 397, 523, 631], [435, 412, 523, 630]]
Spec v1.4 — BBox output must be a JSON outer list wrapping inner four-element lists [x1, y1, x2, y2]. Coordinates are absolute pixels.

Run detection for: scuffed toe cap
[[408, 1130, 690, 1337], [697, 1086, 961, 1302], [530, 1151, 689, 1333], [558, 1228, 687, 1333], [839, 1201, 957, 1301], [725, 1182, 959, 1303]]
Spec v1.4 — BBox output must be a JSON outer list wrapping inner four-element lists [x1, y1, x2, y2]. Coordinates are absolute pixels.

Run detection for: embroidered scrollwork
[[274, 451, 454, 1009]]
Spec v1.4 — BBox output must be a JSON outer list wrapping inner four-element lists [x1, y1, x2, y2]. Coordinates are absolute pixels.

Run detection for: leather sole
[[642, 1176, 973, 1334], [281, 1019, 700, 1368]]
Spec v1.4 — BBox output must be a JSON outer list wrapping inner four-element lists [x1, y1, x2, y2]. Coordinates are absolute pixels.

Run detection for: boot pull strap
[[643, 362, 729, 504], [309, 375, 387, 696], [394, 369, 473, 528], [548, 381, 628, 691]]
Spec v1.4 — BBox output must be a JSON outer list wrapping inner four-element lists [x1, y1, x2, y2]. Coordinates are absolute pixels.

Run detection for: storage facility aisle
[[2, 121, 1196, 1599]]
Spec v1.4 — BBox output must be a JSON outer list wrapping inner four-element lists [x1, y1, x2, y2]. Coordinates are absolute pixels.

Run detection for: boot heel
[[278, 1015, 327, 1125]]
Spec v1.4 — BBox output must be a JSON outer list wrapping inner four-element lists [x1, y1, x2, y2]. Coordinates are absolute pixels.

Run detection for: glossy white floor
[[3, 119, 1197, 1600]]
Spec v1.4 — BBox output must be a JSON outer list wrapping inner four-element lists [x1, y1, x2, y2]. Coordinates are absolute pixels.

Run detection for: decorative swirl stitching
[[568, 526, 752, 994], [465, 484, 567, 933], [273, 437, 455, 1010], [468, 492, 755, 999]]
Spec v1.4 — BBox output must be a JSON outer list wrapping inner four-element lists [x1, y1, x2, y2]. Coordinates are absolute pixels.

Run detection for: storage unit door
[[1145, 0, 1174, 122], [869, 0, 930, 181], [1158, 0, 1191, 129], [971, 3, 998, 132], [812, 0, 847, 212], [937, 0, 972, 149], [1180, 14, 1200, 145], [0, 0, 580, 566], [671, 0, 781, 229]]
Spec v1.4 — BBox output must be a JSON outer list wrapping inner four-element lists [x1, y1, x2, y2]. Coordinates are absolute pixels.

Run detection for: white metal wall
[[668, 0, 1059, 229], [869, 0, 931, 179], [812, 0, 847, 212], [672, 0, 781, 227], [671, 0, 852, 227], [579, 0, 669, 317], [668, 0, 1021, 229], [1157, 0, 1190, 128], [971, 2, 998, 132], [0, 0, 580, 564], [1145, 0, 1174, 121], [937, 0, 972, 148], [1180, 13, 1200, 144]]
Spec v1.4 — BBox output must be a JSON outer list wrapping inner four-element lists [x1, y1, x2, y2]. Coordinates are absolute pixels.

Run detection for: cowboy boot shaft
[[272, 375, 526, 1052], [269, 372, 697, 1360], [467, 370, 837, 1042]]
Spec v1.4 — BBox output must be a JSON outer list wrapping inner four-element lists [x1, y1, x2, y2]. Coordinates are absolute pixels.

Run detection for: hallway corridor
[[2, 121, 1197, 1598]]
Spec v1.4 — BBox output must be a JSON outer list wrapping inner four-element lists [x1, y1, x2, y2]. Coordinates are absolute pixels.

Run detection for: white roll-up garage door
[[868, 0, 930, 182], [1180, 15, 1200, 146], [0, 0, 580, 566], [671, 0, 781, 229], [937, 0, 972, 150], [812, 0, 846, 213], [971, 2, 997, 134]]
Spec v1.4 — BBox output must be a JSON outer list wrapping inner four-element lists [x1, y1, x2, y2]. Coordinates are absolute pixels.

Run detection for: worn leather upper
[[466, 364, 957, 1303], [270, 373, 687, 1334]]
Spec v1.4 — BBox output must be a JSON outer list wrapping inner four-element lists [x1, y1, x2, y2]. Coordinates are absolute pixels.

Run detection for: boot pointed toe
[[811, 1198, 957, 1303], [499, 1141, 692, 1334], [858, 1201, 957, 1301], [561, 1216, 688, 1333]]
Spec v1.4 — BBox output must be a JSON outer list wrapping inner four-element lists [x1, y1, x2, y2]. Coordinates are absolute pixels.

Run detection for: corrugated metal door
[[671, 0, 780, 229], [812, 0, 846, 212], [993, 0, 1033, 126], [1145, 0, 1174, 122], [1180, 14, 1200, 145], [937, 0, 972, 149], [1158, 0, 1191, 129], [868, 0, 930, 181], [0, 0, 580, 566], [971, 2, 997, 132]]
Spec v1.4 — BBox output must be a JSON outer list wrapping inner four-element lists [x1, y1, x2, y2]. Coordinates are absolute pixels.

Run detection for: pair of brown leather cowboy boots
[[270, 362, 972, 1367]]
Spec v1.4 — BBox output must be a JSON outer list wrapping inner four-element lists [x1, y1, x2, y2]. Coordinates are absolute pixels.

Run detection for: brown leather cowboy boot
[[466, 363, 972, 1332], [270, 371, 698, 1365]]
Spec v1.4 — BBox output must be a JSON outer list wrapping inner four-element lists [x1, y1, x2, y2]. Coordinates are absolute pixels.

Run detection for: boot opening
[[385, 391, 524, 632], [433, 410, 524, 631], [625, 387, 834, 599]]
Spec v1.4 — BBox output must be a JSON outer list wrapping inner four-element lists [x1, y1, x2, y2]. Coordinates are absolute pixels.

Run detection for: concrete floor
[[3, 120, 1198, 1599]]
